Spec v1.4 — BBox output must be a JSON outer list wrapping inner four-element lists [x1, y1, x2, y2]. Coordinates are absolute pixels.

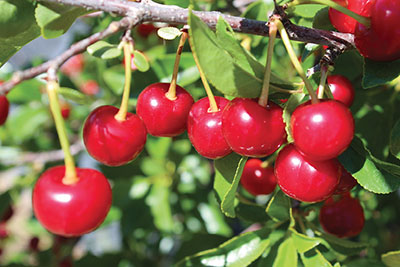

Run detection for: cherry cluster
[[329, 0, 400, 61]]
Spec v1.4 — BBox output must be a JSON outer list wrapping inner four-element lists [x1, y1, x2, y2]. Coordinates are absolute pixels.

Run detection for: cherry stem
[[189, 32, 219, 112], [274, 19, 318, 104], [317, 65, 329, 99], [260, 153, 278, 169], [115, 41, 134, 121], [46, 80, 78, 185], [258, 21, 277, 107], [166, 31, 188, 101], [287, 0, 371, 28]]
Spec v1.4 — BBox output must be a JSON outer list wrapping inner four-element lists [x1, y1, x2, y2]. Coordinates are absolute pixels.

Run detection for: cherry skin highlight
[[136, 83, 194, 137], [355, 0, 400, 61], [240, 159, 277, 196], [291, 99, 354, 161], [326, 75, 355, 107], [83, 105, 147, 166], [187, 96, 232, 159], [32, 166, 112, 237], [222, 98, 286, 157], [335, 165, 358, 194], [275, 144, 341, 203], [0, 95, 9, 126], [319, 193, 365, 238], [329, 0, 367, 33]]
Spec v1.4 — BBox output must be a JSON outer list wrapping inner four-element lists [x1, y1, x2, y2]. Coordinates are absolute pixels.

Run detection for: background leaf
[[362, 58, 400, 89], [382, 250, 400, 267]]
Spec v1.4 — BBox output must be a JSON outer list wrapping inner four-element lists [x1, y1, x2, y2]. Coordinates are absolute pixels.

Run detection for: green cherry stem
[[317, 65, 329, 99], [166, 31, 188, 101], [46, 80, 78, 185], [287, 0, 371, 27], [115, 41, 134, 121], [274, 19, 318, 104], [258, 21, 277, 107], [189, 32, 219, 112]]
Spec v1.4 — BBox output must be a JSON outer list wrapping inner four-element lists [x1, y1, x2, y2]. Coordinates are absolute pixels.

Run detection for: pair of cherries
[[329, 0, 400, 61]]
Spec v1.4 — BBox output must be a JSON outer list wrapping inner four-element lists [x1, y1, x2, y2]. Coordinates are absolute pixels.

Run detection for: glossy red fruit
[[60, 102, 71, 120], [326, 75, 355, 107], [335, 165, 358, 194], [83, 105, 147, 166], [240, 159, 277, 196], [222, 98, 286, 157], [275, 144, 341, 202], [329, 0, 367, 33], [355, 0, 400, 61], [80, 80, 99, 96], [0, 95, 9, 126], [137, 23, 158, 38], [291, 99, 354, 161], [319, 193, 365, 238], [136, 83, 194, 137], [61, 54, 84, 77], [32, 166, 112, 237], [187, 96, 232, 159]]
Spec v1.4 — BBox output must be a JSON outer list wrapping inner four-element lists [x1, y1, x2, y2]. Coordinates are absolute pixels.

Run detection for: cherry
[[187, 96, 232, 159], [329, 0, 367, 33], [60, 102, 71, 120], [61, 54, 84, 77], [0, 222, 8, 239], [122, 54, 137, 71], [240, 159, 277, 196], [32, 165, 112, 237], [80, 80, 99, 96], [319, 193, 365, 238], [137, 23, 158, 38], [0, 95, 9, 126], [291, 99, 354, 161], [275, 144, 341, 203], [83, 105, 147, 166], [136, 83, 194, 137], [335, 164, 358, 194], [222, 98, 286, 157], [326, 75, 355, 107], [354, 0, 400, 61]]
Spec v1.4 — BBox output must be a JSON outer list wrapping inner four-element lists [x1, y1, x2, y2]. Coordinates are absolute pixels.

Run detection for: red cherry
[[319, 193, 365, 238], [0, 95, 9, 126], [32, 166, 112, 237], [240, 159, 277, 196], [83, 105, 147, 166], [60, 102, 71, 120], [275, 144, 341, 203], [80, 80, 99, 96], [222, 98, 286, 157], [329, 0, 367, 33], [354, 0, 400, 61], [0, 222, 8, 239], [187, 96, 232, 159], [291, 99, 354, 161], [326, 75, 355, 107], [335, 165, 358, 194], [137, 23, 157, 38], [61, 54, 84, 77], [136, 83, 194, 137], [122, 54, 138, 71]]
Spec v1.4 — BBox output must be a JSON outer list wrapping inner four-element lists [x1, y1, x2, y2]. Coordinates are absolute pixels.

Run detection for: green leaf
[[362, 58, 400, 88], [273, 237, 298, 267], [343, 259, 385, 267], [133, 50, 150, 72], [58, 87, 92, 104], [103, 65, 125, 95], [390, 119, 400, 160], [291, 229, 321, 254], [382, 250, 400, 267], [283, 93, 306, 143], [0, 0, 40, 67], [87, 41, 121, 59], [145, 136, 172, 160], [0, 192, 12, 217], [313, 7, 335, 31], [339, 137, 400, 194], [35, 3, 88, 39], [292, 4, 325, 18], [300, 249, 332, 267], [214, 154, 247, 218], [6, 79, 42, 103], [157, 27, 182, 40], [318, 232, 368, 255], [235, 201, 270, 223], [266, 189, 291, 222], [177, 227, 271, 267], [146, 184, 174, 233]]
